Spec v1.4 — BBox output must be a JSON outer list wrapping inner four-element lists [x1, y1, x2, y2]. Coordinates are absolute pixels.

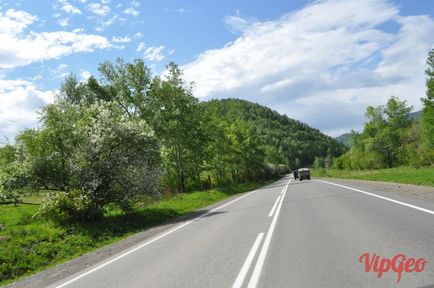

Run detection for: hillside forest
[[0, 60, 344, 220], [317, 49, 434, 171]]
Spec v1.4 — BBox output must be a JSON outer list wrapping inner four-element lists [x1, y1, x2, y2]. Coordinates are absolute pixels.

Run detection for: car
[[298, 168, 311, 180], [292, 170, 299, 180]]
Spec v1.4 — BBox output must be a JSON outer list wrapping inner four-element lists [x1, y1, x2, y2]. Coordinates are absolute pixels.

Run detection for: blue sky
[[1, 0, 434, 142]]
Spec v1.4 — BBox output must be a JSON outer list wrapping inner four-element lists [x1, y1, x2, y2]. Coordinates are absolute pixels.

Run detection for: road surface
[[47, 176, 434, 288]]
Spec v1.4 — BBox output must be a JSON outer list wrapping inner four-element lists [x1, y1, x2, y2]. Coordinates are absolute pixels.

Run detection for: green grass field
[[0, 181, 267, 285], [311, 166, 434, 187]]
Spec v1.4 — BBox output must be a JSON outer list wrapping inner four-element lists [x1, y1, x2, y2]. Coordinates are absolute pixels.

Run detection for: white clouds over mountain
[[184, 0, 434, 135]]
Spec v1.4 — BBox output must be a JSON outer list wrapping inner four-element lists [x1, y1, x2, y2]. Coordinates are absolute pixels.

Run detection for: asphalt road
[[47, 176, 434, 288]]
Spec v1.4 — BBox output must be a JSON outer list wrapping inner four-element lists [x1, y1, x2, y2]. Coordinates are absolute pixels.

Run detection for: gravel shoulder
[[318, 177, 434, 203]]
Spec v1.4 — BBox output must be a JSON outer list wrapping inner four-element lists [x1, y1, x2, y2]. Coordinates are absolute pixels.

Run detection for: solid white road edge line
[[54, 189, 258, 288], [315, 180, 434, 215], [247, 182, 289, 288], [268, 195, 281, 217], [232, 233, 264, 288]]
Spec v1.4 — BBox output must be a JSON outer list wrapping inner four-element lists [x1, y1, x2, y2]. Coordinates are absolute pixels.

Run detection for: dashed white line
[[247, 182, 289, 288], [54, 189, 258, 288], [316, 180, 434, 215], [268, 195, 281, 217], [232, 233, 264, 288]]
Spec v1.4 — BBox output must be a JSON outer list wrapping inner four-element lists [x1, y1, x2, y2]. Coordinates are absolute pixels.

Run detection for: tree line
[[315, 49, 434, 170], [0, 58, 344, 220]]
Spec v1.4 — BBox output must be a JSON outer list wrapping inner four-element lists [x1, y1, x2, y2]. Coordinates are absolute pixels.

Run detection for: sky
[[1, 0, 434, 142]]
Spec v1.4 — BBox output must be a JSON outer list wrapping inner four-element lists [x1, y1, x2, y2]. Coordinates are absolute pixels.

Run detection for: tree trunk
[[175, 143, 185, 193]]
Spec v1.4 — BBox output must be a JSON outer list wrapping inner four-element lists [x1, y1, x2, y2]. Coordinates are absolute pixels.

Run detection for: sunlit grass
[[0, 180, 269, 285]]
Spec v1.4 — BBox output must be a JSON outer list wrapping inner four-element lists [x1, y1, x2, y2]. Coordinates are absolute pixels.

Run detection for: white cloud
[[52, 63, 70, 78], [183, 0, 434, 136], [164, 8, 192, 14], [88, 2, 111, 16], [58, 0, 81, 15], [144, 46, 165, 62], [0, 8, 113, 69], [95, 14, 124, 31], [80, 70, 92, 80], [136, 41, 146, 52], [112, 36, 131, 43], [224, 14, 252, 34], [123, 7, 139, 16], [0, 79, 55, 141], [58, 17, 69, 27], [133, 32, 143, 39]]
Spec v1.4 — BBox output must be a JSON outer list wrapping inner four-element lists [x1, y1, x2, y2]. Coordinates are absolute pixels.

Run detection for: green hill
[[203, 99, 346, 169], [335, 110, 422, 148], [335, 133, 351, 147]]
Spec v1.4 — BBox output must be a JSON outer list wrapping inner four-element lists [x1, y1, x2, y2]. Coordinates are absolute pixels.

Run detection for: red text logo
[[359, 252, 428, 283]]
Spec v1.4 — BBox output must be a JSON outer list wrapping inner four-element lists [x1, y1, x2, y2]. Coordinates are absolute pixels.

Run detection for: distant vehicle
[[298, 168, 311, 181], [292, 170, 299, 180]]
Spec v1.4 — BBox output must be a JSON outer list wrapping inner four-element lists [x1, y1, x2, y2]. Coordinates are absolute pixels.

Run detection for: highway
[[47, 175, 434, 288]]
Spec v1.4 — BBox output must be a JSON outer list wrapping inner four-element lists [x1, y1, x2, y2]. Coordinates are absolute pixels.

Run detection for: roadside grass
[[0, 180, 269, 285], [311, 166, 434, 187]]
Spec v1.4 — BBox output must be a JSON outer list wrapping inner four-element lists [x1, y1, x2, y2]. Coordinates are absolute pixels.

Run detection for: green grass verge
[[311, 166, 434, 187], [0, 180, 270, 285]]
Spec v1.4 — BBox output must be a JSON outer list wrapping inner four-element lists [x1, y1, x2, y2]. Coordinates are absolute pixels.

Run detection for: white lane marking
[[315, 180, 434, 216], [268, 196, 281, 217], [54, 189, 258, 288], [232, 233, 264, 288], [281, 178, 291, 195], [248, 182, 289, 288]]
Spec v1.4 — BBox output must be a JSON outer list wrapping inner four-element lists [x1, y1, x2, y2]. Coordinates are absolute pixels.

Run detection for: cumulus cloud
[[123, 7, 139, 16], [88, 2, 111, 16], [183, 0, 434, 136], [94, 14, 124, 31], [224, 12, 254, 34], [58, 17, 69, 27], [123, 1, 140, 16], [137, 44, 165, 62], [0, 8, 113, 69], [57, 0, 81, 15], [80, 70, 92, 80], [112, 36, 131, 43], [0, 79, 55, 142]]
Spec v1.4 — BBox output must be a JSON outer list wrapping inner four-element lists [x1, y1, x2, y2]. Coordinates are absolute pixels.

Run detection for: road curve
[[39, 176, 434, 287]]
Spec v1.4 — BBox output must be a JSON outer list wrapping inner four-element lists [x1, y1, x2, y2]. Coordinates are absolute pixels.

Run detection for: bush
[[37, 190, 100, 221]]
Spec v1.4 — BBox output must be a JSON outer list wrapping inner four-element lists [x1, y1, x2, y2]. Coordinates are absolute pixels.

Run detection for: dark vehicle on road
[[298, 168, 311, 180]]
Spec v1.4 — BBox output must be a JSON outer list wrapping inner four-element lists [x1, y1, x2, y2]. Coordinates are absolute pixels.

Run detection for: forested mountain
[[203, 99, 346, 169], [409, 110, 422, 120], [335, 110, 422, 148], [335, 133, 351, 147], [0, 60, 345, 219]]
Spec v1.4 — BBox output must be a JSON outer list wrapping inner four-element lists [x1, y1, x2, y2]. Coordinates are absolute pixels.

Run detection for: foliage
[[0, 180, 269, 285], [2, 58, 344, 221], [421, 49, 434, 165], [72, 104, 161, 216], [334, 96, 425, 169]]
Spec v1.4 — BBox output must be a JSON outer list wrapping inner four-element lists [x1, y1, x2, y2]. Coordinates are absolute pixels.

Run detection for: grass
[[311, 166, 434, 187], [0, 180, 269, 285]]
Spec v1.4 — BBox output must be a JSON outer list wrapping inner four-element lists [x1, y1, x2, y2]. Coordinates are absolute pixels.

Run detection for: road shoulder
[[318, 178, 434, 204]]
